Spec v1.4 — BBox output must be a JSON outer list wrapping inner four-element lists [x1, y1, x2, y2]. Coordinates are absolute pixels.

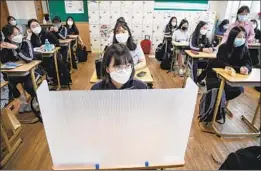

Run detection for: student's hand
[[3, 42, 18, 49], [40, 45, 45, 51], [203, 48, 212, 53], [240, 66, 249, 75], [50, 27, 54, 32], [26, 29, 32, 39], [53, 27, 58, 32]]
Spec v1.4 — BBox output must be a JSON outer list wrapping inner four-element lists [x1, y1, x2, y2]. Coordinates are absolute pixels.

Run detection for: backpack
[[155, 43, 165, 61], [160, 52, 172, 70], [140, 35, 151, 54], [76, 44, 88, 62], [219, 146, 261, 170], [199, 88, 226, 124]]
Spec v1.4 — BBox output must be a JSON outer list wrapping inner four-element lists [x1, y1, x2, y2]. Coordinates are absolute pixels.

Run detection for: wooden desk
[[248, 42, 260, 49], [59, 39, 74, 73], [171, 41, 189, 74], [1, 60, 42, 91], [205, 68, 261, 138], [36, 47, 61, 90], [183, 50, 216, 87], [90, 67, 154, 85]]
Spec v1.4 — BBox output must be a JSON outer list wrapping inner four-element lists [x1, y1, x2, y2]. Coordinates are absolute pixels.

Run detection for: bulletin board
[[154, 0, 209, 11], [48, 0, 88, 22]]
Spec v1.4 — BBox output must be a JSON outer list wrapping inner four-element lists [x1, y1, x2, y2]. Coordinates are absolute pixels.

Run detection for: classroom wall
[[6, 1, 37, 25]]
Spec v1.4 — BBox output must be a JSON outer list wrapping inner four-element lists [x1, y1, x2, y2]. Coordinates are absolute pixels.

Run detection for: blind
[[154, 0, 209, 11]]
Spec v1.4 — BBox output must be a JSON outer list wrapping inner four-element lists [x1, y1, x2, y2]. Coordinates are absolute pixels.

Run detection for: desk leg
[[241, 97, 260, 133], [54, 52, 61, 90], [30, 68, 38, 91], [182, 55, 189, 88], [68, 43, 73, 73]]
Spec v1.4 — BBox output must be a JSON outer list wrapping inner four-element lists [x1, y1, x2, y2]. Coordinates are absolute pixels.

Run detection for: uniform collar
[[106, 78, 135, 90]]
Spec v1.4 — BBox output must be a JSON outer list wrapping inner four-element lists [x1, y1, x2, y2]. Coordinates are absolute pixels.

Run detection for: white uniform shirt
[[129, 44, 145, 65], [172, 29, 189, 42]]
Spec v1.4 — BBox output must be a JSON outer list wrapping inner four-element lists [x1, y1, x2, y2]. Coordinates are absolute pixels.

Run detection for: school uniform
[[206, 43, 252, 101], [189, 34, 213, 83], [215, 26, 227, 36], [0, 38, 35, 98], [66, 25, 79, 69], [129, 44, 146, 65], [91, 78, 148, 90], [51, 25, 69, 64], [173, 29, 189, 42], [30, 29, 60, 48]]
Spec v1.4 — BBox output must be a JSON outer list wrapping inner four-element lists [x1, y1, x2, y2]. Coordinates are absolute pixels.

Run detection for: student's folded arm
[[16, 40, 34, 62], [48, 32, 60, 47], [189, 36, 201, 51], [58, 27, 68, 40]]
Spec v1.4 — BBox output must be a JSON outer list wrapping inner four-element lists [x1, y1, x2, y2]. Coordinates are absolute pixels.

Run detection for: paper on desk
[[37, 79, 198, 169]]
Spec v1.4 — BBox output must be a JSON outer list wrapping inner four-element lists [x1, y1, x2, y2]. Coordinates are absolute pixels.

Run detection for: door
[[34, 0, 44, 23], [0, 0, 9, 29]]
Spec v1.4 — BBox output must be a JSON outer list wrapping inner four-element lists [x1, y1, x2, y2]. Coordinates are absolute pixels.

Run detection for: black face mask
[[181, 27, 188, 31]]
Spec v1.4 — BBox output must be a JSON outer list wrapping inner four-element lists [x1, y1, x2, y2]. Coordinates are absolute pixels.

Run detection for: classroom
[[0, 0, 260, 170]]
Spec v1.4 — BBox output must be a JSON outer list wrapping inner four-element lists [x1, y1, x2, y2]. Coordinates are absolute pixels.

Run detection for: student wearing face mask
[[165, 17, 178, 36], [173, 19, 190, 76], [7, 16, 23, 33], [206, 26, 252, 101], [216, 19, 229, 36], [27, 19, 71, 86], [107, 17, 126, 47], [221, 6, 255, 44], [50, 16, 69, 65], [190, 21, 214, 85], [0, 25, 36, 112], [65, 16, 79, 68], [91, 44, 147, 90], [112, 22, 146, 71]]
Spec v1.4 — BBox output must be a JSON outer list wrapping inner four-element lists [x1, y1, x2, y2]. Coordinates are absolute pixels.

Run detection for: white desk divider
[[36, 78, 198, 170]]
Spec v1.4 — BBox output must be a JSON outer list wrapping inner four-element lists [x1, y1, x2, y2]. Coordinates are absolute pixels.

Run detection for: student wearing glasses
[[91, 44, 147, 90]]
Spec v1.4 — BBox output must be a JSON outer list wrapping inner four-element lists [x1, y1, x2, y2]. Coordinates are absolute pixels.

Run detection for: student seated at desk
[[206, 26, 252, 101], [173, 19, 190, 76], [215, 19, 229, 36], [50, 16, 68, 64], [112, 21, 146, 71], [27, 19, 71, 86], [7, 16, 23, 33], [91, 44, 147, 90], [107, 17, 126, 47], [65, 16, 79, 69], [1, 25, 36, 112], [164, 16, 178, 36], [190, 21, 214, 85]]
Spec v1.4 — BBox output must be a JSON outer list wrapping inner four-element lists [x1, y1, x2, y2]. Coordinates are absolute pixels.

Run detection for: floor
[[2, 53, 260, 170]]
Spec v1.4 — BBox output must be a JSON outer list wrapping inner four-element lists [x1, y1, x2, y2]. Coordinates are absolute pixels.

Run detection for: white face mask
[[109, 67, 132, 84], [32, 26, 42, 34], [238, 15, 248, 22], [200, 29, 208, 35], [223, 25, 229, 29], [10, 20, 16, 26], [12, 34, 23, 44], [67, 20, 73, 26], [172, 22, 177, 27], [115, 32, 129, 44]]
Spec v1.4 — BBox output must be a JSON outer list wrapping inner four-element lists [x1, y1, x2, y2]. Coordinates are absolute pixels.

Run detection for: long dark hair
[[236, 6, 250, 20], [226, 26, 247, 59], [250, 19, 258, 30], [65, 16, 78, 29], [218, 19, 229, 31], [112, 22, 137, 51], [177, 19, 189, 30], [102, 43, 135, 84], [167, 17, 177, 28], [191, 21, 208, 47]]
